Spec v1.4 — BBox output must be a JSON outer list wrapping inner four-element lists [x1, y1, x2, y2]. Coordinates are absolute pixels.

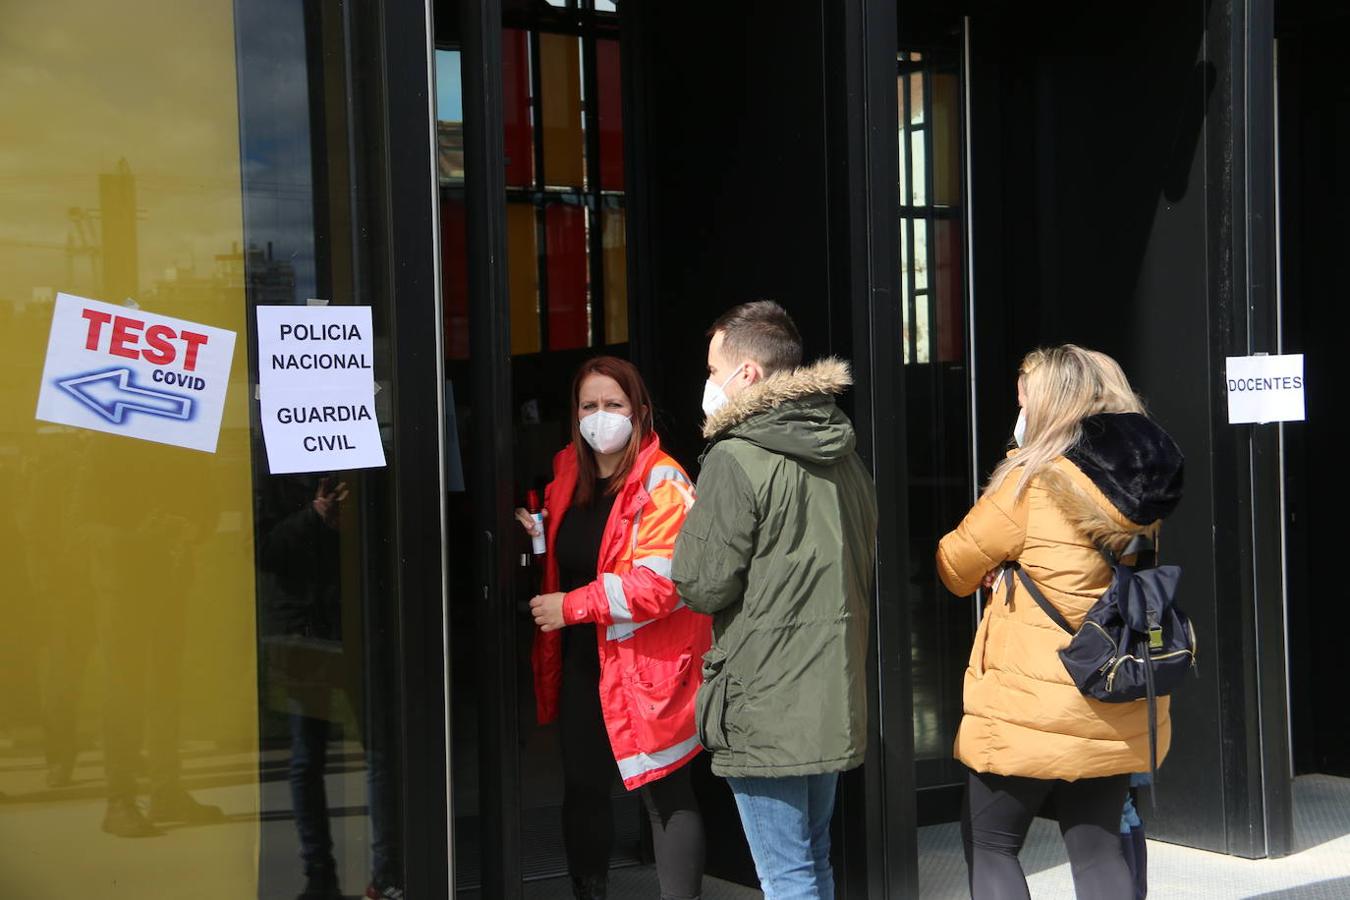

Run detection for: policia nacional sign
[[256, 305, 386, 474]]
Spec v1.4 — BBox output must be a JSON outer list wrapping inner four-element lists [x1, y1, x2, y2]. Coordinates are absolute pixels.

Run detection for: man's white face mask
[[579, 410, 633, 455], [701, 365, 744, 418], [1013, 408, 1027, 447]]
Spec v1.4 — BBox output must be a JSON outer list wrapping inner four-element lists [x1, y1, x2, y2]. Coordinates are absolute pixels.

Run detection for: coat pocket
[[968, 603, 993, 677], [694, 646, 732, 751], [627, 651, 698, 753]]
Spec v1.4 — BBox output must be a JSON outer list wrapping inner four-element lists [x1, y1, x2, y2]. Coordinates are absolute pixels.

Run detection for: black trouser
[[961, 768, 1132, 900], [560, 627, 705, 899]]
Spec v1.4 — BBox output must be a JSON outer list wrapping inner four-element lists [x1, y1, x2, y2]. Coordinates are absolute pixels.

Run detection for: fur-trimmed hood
[[1041, 413, 1185, 553], [702, 357, 857, 465], [1039, 465, 1155, 555]]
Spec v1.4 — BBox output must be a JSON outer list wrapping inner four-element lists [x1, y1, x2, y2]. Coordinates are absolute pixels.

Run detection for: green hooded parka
[[672, 357, 878, 778]]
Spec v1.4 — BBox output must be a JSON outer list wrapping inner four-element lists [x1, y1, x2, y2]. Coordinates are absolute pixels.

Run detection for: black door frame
[[447, 0, 927, 895], [1204, 0, 1293, 859], [459, 0, 526, 897], [373, 0, 454, 895], [955, 0, 1292, 860], [831, 0, 920, 896], [389, 0, 1301, 892]]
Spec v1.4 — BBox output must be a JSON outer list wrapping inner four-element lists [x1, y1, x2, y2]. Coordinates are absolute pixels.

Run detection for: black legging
[[962, 768, 1132, 900], [559, 627, 704, 899]]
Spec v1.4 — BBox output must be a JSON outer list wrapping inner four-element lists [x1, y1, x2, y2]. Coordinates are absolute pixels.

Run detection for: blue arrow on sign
[[56, 367, 194, 425]]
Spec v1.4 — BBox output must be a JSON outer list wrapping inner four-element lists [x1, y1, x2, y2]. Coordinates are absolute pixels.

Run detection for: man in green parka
[[672, 301, 878, 899]]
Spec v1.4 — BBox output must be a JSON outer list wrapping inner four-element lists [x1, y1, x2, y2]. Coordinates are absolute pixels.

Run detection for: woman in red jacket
[[514, 356, 710, 900]]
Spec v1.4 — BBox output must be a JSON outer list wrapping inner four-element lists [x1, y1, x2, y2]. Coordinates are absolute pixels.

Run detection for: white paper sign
[[34, 293, 237, 452], [1225, 354, 1305, 424], [256, 305, 386, 474]]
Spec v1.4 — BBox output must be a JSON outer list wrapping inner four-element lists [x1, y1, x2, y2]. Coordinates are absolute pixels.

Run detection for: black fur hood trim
[[1064, 413, 1184, 526]]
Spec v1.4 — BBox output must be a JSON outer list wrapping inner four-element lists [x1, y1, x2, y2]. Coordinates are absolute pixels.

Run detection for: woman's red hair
[[570, 356, 655, 506]]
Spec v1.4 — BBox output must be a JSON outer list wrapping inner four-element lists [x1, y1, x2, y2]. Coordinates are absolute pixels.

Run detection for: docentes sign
[[35, 292, 237, 452], [256, 305, 386, 474], [1225, 354, 1306, 424]]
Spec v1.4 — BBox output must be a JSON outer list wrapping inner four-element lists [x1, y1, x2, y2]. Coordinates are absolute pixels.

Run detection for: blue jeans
[[726, 773, 838, 899], [289, 712, 335, 876], [289, 705, 398, 885]]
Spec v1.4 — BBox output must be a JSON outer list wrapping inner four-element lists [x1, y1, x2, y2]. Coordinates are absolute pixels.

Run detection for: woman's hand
[[514, 507, 547, 537], [530, 592, 567, 632], [981, 567, 1001, 590]]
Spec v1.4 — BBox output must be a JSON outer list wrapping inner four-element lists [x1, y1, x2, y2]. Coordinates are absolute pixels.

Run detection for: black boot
[[102, 798, 161, 838], [149, 785, 225, 823], [46, 760, 75, 788], [570, 874, 608, 899], [297, 866, 342, 900]]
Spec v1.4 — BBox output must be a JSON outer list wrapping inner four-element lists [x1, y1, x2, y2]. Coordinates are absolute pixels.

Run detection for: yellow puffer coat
[[937, 452, 1175, 781]]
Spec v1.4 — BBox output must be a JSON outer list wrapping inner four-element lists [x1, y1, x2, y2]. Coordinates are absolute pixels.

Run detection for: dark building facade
[[0, 1, 1343, 897]]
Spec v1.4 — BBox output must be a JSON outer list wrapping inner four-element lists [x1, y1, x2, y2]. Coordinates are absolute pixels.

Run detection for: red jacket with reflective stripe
[[531, 435, 711, 790]]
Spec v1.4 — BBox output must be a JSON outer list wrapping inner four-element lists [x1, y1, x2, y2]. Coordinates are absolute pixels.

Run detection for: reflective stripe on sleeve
[[606, 599, 686, 642], [616, 734, 701, 782], [603, 572, 632, 623], [633, 556, 673, 578], [645, 465, 691, 492]]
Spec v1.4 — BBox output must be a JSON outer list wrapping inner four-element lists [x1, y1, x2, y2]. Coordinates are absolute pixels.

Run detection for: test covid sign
[[256, 305, 386, 474], [35, 293, 236, 452]]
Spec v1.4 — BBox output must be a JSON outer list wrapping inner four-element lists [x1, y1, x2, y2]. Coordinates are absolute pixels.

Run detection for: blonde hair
[[985, 344, 1146, 500]]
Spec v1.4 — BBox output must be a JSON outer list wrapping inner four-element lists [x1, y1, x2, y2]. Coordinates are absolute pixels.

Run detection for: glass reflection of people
[[257, 474, 401, 900], [41, 548, 93, 790], [94, 508, 225, 837], [513, 357, 710, 900], [22, 440, 97, 790], [21, 431, 223, 836]]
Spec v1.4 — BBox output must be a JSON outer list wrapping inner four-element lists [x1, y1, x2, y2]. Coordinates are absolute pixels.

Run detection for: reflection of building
[[243, 243, 297, 306], [146, 242, 295, 310], [99, 159, 140, 302]]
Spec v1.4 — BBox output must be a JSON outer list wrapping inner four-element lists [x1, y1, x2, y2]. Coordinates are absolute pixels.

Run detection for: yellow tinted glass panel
[[507, 203, 542, 355], [603, 209, 629, 345], [0, 1, 257, 896], [539, 33, 585, 188]]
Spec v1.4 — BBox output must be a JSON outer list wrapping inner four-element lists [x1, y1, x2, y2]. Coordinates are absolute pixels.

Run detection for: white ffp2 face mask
[[579, 410, 633, 455], [1013, 408, 1027, 447], [701, 366, 743, 418]]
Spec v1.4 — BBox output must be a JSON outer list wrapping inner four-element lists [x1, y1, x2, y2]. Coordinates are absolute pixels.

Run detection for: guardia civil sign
[[256, 305, 387, 474]]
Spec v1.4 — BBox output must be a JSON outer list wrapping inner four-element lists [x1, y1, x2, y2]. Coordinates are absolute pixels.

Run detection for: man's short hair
[[709, 300, 803, 377]]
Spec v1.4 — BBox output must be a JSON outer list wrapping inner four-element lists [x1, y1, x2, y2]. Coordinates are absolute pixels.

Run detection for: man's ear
[[745, 361, 767, 385]]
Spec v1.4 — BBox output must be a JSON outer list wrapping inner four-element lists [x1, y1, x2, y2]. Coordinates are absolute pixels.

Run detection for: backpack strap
[[1100, 533, 1157, 569], [1017, 557, 1162, 801], [1009, 564, 1074, 635], [1143, 636, 1160, 803]]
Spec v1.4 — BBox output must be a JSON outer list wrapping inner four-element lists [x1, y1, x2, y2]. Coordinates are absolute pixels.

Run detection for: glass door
[[0, 1, 447, 896], [896, 30, 980, 803], [439, 2, 637, 894]]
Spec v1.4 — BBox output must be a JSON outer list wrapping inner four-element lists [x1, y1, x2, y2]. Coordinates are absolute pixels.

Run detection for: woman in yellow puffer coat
[[937, 345, 1184, 900]]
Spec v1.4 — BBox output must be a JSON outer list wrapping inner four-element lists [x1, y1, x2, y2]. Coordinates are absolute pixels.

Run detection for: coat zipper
[[1105, 647, 1195, 692], [1081, 621, 1118, 675]]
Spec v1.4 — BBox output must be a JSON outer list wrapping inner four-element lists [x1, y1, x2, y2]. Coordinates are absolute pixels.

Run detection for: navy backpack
[[1009, 534, 1196, 791]]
